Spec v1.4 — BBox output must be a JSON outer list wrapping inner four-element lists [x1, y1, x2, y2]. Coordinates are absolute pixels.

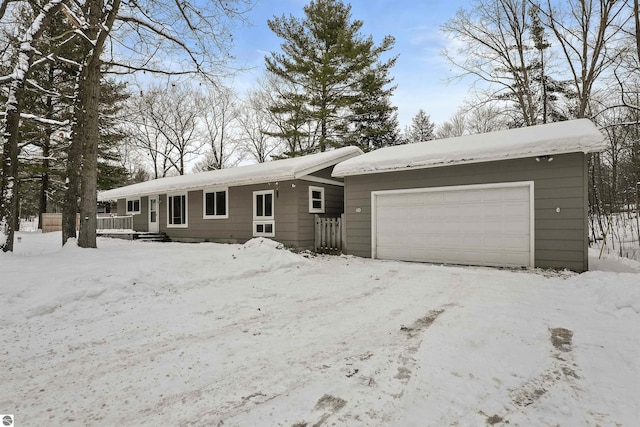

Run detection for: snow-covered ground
[[1, 231, 639, 426], [593, 212, 640, 263]]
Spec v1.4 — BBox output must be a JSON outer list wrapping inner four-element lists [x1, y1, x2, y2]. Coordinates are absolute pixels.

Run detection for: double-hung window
[[203, 188, 228, 219], [308, 186, 325, 213], [126, 198, 141, 215], [253, 190, 274, 237], [167, 193, 188, 228]]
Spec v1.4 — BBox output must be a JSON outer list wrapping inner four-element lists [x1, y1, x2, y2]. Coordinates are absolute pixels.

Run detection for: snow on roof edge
[[98, 146, 363, 202], [332, 119, 607, 178]]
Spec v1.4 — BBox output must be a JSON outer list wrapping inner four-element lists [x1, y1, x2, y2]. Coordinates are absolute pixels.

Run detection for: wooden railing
[[97, 215, 133, 230], [314, 215, 344, 254]]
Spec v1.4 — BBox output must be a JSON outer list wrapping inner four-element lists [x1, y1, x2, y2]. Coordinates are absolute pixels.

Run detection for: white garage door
[[373, 182, 534, 268]]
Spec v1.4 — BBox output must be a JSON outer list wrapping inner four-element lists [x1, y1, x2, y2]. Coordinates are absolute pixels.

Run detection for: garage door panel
[[505, 219, 530, 234], [404, 193, 429, 206], [503, 186, 530, 200], [374, 184, 532, 268], [483, 219, 504, 234], [443, 191, 463, 202], [461, 191, 483, 202], [377, 206, 407, 220], [481, 189, 506, 201], [482, 204, 507, 218], [463, 220, 483, 234], [505, 201, 530, 216], [462, 204, 483, 218]]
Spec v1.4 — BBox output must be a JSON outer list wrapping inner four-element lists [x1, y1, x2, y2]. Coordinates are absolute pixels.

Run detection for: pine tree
[[265, 0, 397, 154], [405, 109, 436, 142], [350, 65, 399, 151]]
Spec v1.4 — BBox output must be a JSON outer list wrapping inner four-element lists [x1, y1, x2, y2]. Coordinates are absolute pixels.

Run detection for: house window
[[167, 193, 188, 228], [309, 186, 325, 213], [126, 198, 141, 214], [253, 190, 275, 237], [203, 188, 228, 219]]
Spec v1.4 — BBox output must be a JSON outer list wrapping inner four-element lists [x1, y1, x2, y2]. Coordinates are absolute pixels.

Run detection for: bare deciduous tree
[[442, 0, 543, 126], [539, 0, 630, 118], [195, 85, 242, 171], [237, 87, 281, 163]]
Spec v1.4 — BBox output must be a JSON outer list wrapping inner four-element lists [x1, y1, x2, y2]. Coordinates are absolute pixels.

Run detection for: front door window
[[149, 196, 159, 232]]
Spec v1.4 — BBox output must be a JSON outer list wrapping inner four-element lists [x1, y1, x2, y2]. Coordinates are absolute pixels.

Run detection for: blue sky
[[228, 0, 472, 129]]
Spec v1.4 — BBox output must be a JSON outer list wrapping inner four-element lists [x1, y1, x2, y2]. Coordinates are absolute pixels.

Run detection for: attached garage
[[333, 119, 607, 272], [373, 182, 534, 268]]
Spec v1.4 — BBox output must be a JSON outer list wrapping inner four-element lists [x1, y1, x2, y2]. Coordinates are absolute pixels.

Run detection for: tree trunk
[[38, 154, 49, 231], [76, 0, 110, 248], [39, 66, 54, 230], [0, 94, 20, 251], [62, 131, 82, 245], [77, 54, 101, 248]]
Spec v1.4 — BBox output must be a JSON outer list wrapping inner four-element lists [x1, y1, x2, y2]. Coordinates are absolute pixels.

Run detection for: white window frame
[[126, 198, 141, 215], [308, 186, 325, 213], [253, 189, 275, 237], [167, 192, 188, 228], [202, 188, 229, 219]]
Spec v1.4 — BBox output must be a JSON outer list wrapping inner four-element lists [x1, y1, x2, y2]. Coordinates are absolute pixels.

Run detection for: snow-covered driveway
[[1, 232, 639, 426]]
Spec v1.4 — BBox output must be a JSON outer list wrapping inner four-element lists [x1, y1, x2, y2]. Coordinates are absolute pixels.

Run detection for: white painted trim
[[308, 186, 325, 213], [126, 197, 141, 215], [253, 190, 275, 220], [166, 192, 188, 228], [298, 175, 345, 187], [371, 181, 535, 268], [202, 187, 229, 219], [253, 220, 276, 237]]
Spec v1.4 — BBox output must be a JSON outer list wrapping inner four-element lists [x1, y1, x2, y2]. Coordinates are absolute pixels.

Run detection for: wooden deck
[[97, 231, 170, 242]]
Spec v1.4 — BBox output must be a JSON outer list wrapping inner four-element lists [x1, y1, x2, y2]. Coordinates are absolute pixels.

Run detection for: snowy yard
[[1, 232, 639, 426]]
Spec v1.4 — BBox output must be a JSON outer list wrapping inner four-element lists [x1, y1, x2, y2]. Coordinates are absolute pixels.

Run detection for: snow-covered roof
[[98, 146, 363, 201], [332, 119, 607, 177]]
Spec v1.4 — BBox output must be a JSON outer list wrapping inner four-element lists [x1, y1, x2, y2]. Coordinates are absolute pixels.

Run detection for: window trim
[[167, 192, 188, 228], [202, 188, 229, 219], [308, 186, 325, 213], [253, 220, 275, 237], [126, 197, 141, 215], [253, 190, 274, 220], [253, 190, 275, 237]]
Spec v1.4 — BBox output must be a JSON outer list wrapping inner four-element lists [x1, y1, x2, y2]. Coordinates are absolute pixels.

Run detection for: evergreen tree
[[265, 0, 397, 154], [405, 109, 436, 142], [350, 65, 399, 151]]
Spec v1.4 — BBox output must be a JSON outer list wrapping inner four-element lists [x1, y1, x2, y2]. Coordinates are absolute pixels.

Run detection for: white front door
[[149, 196, 159, 233]]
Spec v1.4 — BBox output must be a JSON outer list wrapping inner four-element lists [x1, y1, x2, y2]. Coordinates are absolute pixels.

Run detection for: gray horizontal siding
[[122, 178, 342, 250], [158, 181, 299, 245], [116, 197, 148, 231], [343, 152, 588, 272], [296, 182, 345, 249]]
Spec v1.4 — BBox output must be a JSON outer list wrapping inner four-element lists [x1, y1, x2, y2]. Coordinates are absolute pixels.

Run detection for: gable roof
[[332, 119, 607, 177], [98, 146, 363, 201]]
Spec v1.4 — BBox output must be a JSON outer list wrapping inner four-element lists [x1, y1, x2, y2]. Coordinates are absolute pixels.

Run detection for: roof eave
[[292, 148, 364, 179], [334, 145, 606, 178]]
